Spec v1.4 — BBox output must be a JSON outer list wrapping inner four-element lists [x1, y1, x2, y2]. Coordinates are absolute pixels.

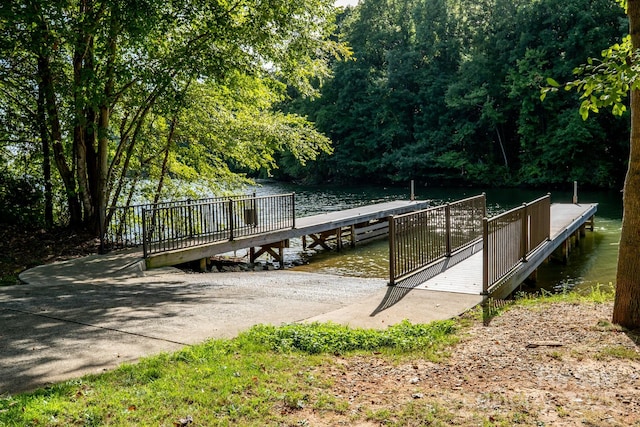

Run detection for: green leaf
[[546, 77, 561, 87]]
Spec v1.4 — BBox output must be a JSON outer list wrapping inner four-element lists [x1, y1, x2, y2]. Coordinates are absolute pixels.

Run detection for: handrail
[[141, 193, 295, 257], [103, 195, 248, 251], [388, 194, 485, 285], [482, 194, 550, 294]]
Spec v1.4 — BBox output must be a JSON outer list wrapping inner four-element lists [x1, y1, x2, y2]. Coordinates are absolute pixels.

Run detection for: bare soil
[[296, 302, 640, 426]]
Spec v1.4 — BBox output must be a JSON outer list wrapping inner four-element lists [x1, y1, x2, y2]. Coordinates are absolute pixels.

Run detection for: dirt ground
[[0, 225, 98, 286], [293, 301, 640, 426]]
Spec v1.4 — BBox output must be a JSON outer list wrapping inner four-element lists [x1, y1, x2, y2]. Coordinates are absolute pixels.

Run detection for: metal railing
[[103, 195, 248, 251], [142, 193, 295, 257], [483, 194, 550, 294], [389, 194, 486, 285]]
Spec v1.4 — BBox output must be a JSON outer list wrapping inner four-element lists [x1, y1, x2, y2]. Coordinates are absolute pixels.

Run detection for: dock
[[105, 192, 598, 299], [392, 202, 597, 299]]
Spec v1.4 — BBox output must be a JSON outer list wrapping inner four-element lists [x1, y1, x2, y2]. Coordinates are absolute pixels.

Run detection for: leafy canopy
[[541, 0, 634, 119]]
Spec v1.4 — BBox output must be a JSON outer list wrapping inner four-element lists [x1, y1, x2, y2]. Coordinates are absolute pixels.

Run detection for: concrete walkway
[[0, 251, 483, 394]]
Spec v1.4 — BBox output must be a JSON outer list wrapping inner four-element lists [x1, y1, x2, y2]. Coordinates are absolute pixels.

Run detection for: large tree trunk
[[72, 2, 95, 228], [613, 0, 640, 329], [38, 53, 82, 226], [97, 16, 118, 237], [33, 11, 82, 227]]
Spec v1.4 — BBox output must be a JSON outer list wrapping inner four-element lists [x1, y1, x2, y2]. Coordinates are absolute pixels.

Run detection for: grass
[[513, 283, 615, 306], [595, 345, 640, 361], [0, 320, 458, 426], [0, 286, 620, 426]]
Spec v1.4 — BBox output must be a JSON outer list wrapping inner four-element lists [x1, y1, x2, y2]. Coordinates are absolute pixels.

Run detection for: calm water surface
[[249, 181, 622, 293]]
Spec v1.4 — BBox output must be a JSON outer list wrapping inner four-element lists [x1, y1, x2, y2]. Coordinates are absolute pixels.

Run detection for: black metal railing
[[141, 193, 295, 257], [388, 194, 486, 285], [103, 195, 247, 251], [482, 194, 550, 294]]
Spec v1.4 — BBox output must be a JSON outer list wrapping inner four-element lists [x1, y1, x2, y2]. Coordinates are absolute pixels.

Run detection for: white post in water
[[410, 180, 415, 201], [573, 181, 578, 204]]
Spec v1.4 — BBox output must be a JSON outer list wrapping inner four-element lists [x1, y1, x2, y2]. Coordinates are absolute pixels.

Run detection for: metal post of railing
[[187, 199, 193, 238], [481, 192, 487, 219], [521, 203, 528, 262], [292, 192, 296, 229], [546, 193, 552, 241], [482, 217, 489, 295], [142, 208, 148, 258], [389, 215, 396, 286], [228, 198, 234, 241], [445, 203, 452, 256], [252, 192, 257, 228]]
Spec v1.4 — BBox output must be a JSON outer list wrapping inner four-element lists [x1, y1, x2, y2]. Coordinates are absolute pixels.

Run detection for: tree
[[616, 0, 640, 328], [0, 0, 347, 232], [542, 0, 640, 328]]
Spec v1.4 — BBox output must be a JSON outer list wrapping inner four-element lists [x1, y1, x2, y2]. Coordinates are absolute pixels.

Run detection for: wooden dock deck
[[145, 200, 430, 269], [395, 203, 598, 298]]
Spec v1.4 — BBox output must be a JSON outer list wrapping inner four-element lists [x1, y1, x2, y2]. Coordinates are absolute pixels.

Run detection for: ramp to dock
[[395, 203, 598, 298]]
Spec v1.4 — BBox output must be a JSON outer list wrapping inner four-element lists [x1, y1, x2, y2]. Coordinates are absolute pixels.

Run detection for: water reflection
[[249, 181, 622, 293]]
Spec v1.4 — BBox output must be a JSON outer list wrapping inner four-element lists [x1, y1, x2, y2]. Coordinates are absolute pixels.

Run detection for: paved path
[[0, 251, 482, 394]]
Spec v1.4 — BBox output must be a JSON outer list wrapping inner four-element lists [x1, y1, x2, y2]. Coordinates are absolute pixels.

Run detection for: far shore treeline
[[0, 0, 630, 231], [278, 0, 630, 189]]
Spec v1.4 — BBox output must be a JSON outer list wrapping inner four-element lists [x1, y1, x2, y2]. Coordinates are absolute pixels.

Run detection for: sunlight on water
[[250, 180, 622, 293]]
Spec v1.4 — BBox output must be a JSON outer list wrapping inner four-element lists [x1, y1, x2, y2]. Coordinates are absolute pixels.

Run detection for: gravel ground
[[289, 301, 640, 426]]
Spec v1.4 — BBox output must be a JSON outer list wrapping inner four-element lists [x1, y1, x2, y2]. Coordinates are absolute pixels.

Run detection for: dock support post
[[350, 225, 356, 247], [573, 181, 578, 204], [250, 240, 289, 268], [562, 239, 569, 263], [410, 180, 415, 201]]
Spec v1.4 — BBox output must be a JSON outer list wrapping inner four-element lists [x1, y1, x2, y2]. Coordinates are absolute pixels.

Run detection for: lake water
[[248, 180, 622, 293]]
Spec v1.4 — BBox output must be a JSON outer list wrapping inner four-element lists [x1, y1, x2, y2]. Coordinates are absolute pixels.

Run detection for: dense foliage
[[0, 0, 347, 230], [283, 0, 629, 188]]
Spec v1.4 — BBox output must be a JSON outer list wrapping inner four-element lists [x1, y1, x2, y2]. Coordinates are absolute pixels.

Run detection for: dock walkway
[[396, 203, 598, 298], [146, 200, 429, 268]]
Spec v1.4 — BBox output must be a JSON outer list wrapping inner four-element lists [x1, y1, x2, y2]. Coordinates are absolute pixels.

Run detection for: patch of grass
[[514, 283, 615, 307], [549, 351, 563, 361], [366, 402, 453, 427], [241, 319, 458, 358], [0, 320, 459, 426], [594, 345, 640, 361]]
